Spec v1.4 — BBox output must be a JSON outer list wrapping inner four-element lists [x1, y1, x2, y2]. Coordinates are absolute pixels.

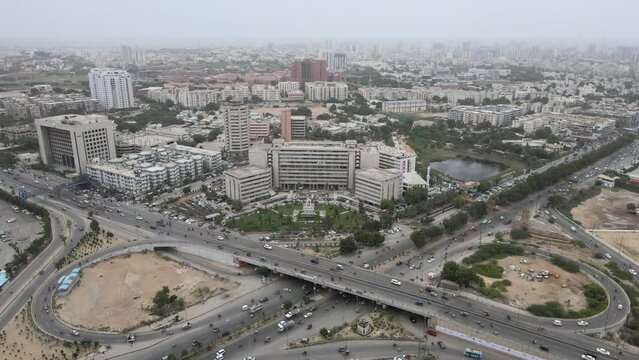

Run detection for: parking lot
[[0, 199, 44, 269]]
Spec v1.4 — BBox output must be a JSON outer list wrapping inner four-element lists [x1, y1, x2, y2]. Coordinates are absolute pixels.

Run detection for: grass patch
[[606, 262, 633, 281], [462, 243, 525, 265], [527, 283, 607, 318], [551, 255, 580, 273], [472, 261, 504, 278]]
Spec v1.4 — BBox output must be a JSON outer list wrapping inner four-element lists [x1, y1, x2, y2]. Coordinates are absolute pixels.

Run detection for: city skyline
[[2, 0, 639, 47]]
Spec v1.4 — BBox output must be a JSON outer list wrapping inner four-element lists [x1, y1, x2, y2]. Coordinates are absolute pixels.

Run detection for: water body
[[430, 158, 507, 181]]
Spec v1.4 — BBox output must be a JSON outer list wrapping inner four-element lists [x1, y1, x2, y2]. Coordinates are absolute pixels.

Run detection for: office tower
[[121, 45, 146, 65], [88, 68, 135, 109], [35, 114, 116, 174], [280, 110, 306, 141], [290, 59, 327, 83], [320, 51, 347, 71], [222, 101, 250, 161]]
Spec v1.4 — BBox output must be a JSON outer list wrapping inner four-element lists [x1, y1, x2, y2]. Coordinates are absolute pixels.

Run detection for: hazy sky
[[2, 0, 639, 47]]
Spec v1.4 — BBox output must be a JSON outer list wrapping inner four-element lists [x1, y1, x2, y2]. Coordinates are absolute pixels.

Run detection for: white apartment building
[[222, 102, 250, 160], [221, 86, 250, 101], [35, 114, 116, 174], [304, 82, 348, 102], [355, 168, 402, 207], [178, 89, 219, 109], [145, 124, 190, 141], [250, 139, 359, 191], [224, 165, 272, 203], [277, 81, 300, 95], [251, 85, 280, 102], [320, 51, 347, 71], [512, 113, 615, 138], [86, 144, 221, 196], [449, 105, 522, 127], [88, 68, 135, 109], [381, 100, 428, 113]]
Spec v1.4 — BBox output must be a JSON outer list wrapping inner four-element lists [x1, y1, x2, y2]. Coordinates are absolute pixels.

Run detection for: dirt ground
[[252, 106, 329, 117], [571, 189, 639, 229], [56, 252, 238, 332], [595, 231, 639, 261], [488, 256, 591, 310], [0, 305, 96, 360]]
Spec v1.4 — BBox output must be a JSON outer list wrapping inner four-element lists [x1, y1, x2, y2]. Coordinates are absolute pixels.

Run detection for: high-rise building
[[320, 51, 347, 71], [224, 165, 272, 203], [222, 101, 250, 161], [280, 109, 306, 141], [355, 168, 402, 207], [304, 82, 348, 101], [121, 45, 145, 65], [290, 59, 327, 83], [35, 114, 116, 174], [88, 68, 135, 109]]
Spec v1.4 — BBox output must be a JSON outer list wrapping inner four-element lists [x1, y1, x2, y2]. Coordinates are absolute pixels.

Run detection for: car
[[242, 305, 249, 311], [215, 354, 224, 360], [259, 297, 269, 303], [427, 257, 435, 263], [363, 263, 370, 269], [243, 357, 256, 360], [135, 216, 143, 220], [630, 269, 637, 276], [71, 330, 80, 336], [304, 312, 313, 318], [577, 320, 589, 326], [604, 253, 612, 259], [617, 304, 624, 310], [390, 279, 402, 286], [126, 334, 136, 343], [581, 354, 597, 360], [263, 244, 273, 250], [460, 311, 469, 317], [437, 340, 446, 349], [596, 348, 610, 356], [415, 300, 424, 306], [552, 320, 563, 326]]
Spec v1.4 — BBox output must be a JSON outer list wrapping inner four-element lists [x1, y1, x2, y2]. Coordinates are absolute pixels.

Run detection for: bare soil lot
[[595, 230, 639, 261], [488, 256, 591, 310], [0, 305, 94, 360], [56, 252, 238, 331], [571, 189, 639, 229], [0, 199, 44, 269]]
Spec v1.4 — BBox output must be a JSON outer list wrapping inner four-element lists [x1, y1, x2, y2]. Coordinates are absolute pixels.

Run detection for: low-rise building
[[304, 82, 348, 102], [249, 120, 270, 140], [0, 124, 38, 140], [355, 168, 402, 206], [224, 165, 272, 203], [381, 100, 428, 113]]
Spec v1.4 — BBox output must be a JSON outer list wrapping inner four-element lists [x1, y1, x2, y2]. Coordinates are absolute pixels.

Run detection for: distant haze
[[2, 0, 639, 47]]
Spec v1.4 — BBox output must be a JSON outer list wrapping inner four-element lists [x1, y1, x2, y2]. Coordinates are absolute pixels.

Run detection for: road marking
[[436, 326, 545, 360]]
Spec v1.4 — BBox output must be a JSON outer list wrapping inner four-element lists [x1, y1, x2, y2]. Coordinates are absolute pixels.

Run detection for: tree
[[379, 213, 394, 229], [319, 328, 330, 338], [410, 226, 443, 248], [207, 128, 222, 141], [165, 99, 175, 107], [467, 201, 488, 220], [182, 186, 191, 195], [200, 184, 208, 193], [251, 95, 262, 104], [204, 102, 220, 112], [627, 203, 637, 211], [477, 180, 491, 192], [0, 151, 17, 167], [89, 219, 100, 233], [440, 261, 482, 288], [291, 106, 312, 117], [339, 238, 357, 254], [404, 187, 429, 205], [282, 300, 293, 310], [329, 104, 337, 113], [256, 266, 271, 277], [380, 199, 396, 211]]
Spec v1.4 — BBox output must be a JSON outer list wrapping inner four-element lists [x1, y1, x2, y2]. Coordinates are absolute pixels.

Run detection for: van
[[570, 226, 576, 232], [336, 264, 344, 270], [391, 279, 402, 286]]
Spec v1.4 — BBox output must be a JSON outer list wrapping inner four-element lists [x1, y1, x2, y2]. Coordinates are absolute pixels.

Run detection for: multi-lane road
[[0, 138, 638, 359]]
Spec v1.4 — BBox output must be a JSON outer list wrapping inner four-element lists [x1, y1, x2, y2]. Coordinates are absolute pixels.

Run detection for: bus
[[249, 304, 263, 314], [464, 348, 483, 359]]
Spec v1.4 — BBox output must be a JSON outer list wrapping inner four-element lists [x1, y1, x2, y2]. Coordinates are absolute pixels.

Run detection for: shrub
[[462, 243, 524, 265], [551, 255, 580, 273], [472, 261, 504, 278], [510, 227, 530, 240]]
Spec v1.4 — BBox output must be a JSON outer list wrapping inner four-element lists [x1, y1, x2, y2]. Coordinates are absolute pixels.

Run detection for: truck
[[285, 308, 301, 319], [277, 320, 295, 332], [249, 304, 263, 314]]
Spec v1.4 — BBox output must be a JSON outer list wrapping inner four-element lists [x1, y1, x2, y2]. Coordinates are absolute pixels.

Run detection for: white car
[[604, 253, 612, 259], [427, 257, 435, 264], [304, 312, 313, 318], [552, 320, 563, 326], [577, 320, 588, 326], [263, 244, 273, 250], [630, 269, 637, 276], [581, 354, 596, 360], [596, 348, 610, 355], [617, 304, 623, 310], [363, 263, 370, 269], [241, 305, 249, 311], [136, 216, 143, 220], [7, 218, 15, 223], [71, 330, 80, 336], [391, 279, 402, 286], [216, 349, 226, 356]]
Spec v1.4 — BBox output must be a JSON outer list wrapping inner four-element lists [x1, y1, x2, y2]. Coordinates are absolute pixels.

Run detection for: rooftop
[[35, 114, 112, 126], [357, 167, 401, 181], [225, 165, 270, 178]]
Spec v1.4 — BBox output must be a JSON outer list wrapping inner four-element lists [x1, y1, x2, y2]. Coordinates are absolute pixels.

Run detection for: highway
[[0, 138, 637, 359]]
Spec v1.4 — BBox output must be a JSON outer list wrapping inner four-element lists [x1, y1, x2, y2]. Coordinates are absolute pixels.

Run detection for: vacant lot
[[56, 252, 238, 331], [595, 231, 639, 261], [0, 199, 44, 269], [488, 256, 590, 310], [0, 305, 95, 360], [571, 188, 639, 229]]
